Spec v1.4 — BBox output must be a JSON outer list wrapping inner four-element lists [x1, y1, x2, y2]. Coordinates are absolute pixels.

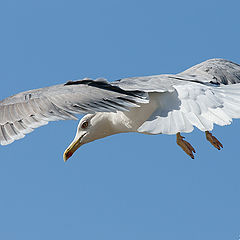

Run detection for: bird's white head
[[63, 113, 114, 162]]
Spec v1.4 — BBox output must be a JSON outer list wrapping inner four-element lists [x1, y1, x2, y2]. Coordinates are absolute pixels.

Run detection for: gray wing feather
[[0, 79, 148, 145], [178, 58, 240, 85], [112, 75, 178, 92], [112, 59, 240, 92]]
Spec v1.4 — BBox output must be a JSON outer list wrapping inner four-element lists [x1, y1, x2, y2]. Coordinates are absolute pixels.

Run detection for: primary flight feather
[[1, 58, 240, 160]]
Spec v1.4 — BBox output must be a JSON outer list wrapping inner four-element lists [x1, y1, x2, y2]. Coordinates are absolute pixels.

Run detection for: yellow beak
[[63, 138, 82, 162]]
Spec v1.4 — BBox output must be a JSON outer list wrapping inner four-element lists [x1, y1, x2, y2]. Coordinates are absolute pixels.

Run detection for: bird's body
[[1, 58, 240, 160], [102, 93, 159, 133]]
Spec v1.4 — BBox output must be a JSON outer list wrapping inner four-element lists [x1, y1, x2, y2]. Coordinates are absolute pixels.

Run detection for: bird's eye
[[81, 121, 88, 129]]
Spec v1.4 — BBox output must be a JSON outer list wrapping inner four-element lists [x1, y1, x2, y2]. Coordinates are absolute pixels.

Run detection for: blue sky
[[0, 0, 240, 239]]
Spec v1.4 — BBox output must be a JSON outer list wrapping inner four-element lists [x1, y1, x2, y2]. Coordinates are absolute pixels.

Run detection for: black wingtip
[[64, 79, 147, 100]]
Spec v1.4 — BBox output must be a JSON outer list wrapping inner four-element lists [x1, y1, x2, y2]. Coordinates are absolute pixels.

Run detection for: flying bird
[[1, 58, 240, 161]]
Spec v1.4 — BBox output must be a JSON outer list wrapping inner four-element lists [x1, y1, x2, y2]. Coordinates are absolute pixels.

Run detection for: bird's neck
[[109, 94, 159, 134], [95, 112, 136, 135]]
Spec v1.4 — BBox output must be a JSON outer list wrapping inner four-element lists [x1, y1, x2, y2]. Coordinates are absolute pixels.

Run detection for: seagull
[[1, 58, 240, 161]]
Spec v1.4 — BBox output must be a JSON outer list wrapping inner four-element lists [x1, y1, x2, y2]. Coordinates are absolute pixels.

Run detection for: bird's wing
[[138, 83, 240, 135], [178, 58, 240, 85], [112, 59, 240, 91], [0, 78, 148, 145], [112, 58, 240, 135]]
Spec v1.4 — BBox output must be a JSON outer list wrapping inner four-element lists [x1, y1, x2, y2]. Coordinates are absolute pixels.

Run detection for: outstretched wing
[[113, 58, 240, 135], [112, 59, 240, 91], [179, 58, 240, 85], [138, 83, 240, 135], [0, 78, 148, 145]]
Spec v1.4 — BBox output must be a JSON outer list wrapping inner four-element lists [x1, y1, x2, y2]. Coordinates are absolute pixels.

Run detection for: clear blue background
[[0, 0, 240, 239]]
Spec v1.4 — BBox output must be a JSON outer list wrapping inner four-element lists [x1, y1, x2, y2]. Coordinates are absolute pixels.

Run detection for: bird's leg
[[176, 132, 196, 159], [205, 131, 223, 150]]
